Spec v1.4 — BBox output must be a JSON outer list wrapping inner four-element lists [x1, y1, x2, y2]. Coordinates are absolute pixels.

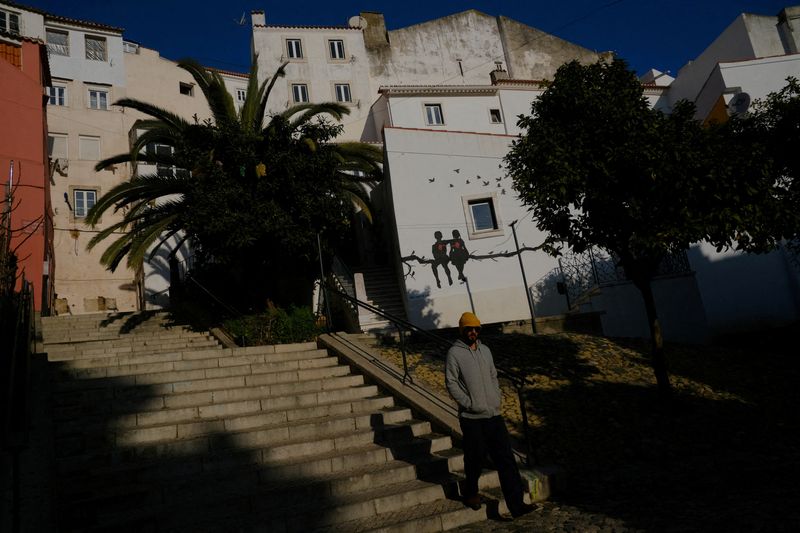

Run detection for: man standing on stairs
[[445, 312, 534, 519]]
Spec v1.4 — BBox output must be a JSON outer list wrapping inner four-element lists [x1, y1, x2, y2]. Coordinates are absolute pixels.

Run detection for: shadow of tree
[[44, 325, 491, 532], [496, 333, 800, 531], [46, 359, 370, 531]]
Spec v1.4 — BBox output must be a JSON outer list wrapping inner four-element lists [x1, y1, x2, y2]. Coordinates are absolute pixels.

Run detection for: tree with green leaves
[[87, 58, 382, 308], [724, 77, 800, 257], [505, 59, 747, 399]]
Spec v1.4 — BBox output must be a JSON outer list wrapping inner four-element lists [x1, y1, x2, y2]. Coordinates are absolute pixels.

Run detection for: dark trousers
[[459, 415, 525, 513]]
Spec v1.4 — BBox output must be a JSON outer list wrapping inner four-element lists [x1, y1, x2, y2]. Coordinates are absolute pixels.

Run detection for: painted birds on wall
[[501, 189, 506, 195], [465, 179, 470, 184], [449, 184, 454, 188], [453, 169, 460, 173], [482, 181, 490, 186]]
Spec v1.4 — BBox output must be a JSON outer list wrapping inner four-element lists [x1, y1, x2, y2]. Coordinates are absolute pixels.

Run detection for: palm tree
[[86, 58, 382, 274]]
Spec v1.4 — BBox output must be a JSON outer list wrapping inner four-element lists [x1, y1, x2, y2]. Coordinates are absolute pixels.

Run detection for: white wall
[[383, 127, 559, 329], [688, 243, 800, 336], [669, 15, 755, 106], [252, 25, 371, 140], [745, 13, 788, 58], [720, 54, 800, 101], [45, 23, 126, 87], [386, 92, 506, 134], [591, 275, 709, 343]]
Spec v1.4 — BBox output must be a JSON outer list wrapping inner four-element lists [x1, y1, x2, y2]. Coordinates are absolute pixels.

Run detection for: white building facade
[[2, 1, 248, 314], [662, 5, 800, 337]]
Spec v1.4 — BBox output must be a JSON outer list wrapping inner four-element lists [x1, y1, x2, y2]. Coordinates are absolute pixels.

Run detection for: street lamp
[[509, 220, 536, 334]]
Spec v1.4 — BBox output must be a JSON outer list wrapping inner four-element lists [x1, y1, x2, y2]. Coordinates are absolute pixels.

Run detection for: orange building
[[0, 30, 54, 313]]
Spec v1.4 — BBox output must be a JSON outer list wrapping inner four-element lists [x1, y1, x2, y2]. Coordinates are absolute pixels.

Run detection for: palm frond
[[257, 60, 288, 129], [112, 98, 191, 130], [280, 102, 350, 130], [178, 59, 237, 125]]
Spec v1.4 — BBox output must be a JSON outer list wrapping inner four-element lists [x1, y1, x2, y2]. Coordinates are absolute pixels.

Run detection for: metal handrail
[[322, 279, 538, 466]]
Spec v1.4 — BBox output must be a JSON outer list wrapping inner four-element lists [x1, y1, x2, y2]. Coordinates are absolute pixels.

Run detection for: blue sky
[[21, 0, 791, 76]]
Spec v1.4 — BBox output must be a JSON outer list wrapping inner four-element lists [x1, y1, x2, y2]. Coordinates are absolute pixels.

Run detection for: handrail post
[[398, 326, 412, 384], [515, 378, 536, 466], [316, 233, 333, 332]]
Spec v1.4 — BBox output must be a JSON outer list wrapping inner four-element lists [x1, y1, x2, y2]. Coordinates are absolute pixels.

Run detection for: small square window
[[179, 82, 194, 96], [489, 109, 503, 124], [48, 134, 68, 159], [334, 83, 351, 103], [47, 86, 67, 106], [462, 193, 504, 239], [286, 39, 303, 59], [73, 189, 97, 218], [88, 89, 108, 110], [329, 39, 345, 60], [46, 29, 69, 56], [469, 200, 498, 231], [292, 84, 309, 103], [78, 136, 101, 160], [85, 35, 107, 61], [425, 104, 444, 126], [236, 88, 247, 103]]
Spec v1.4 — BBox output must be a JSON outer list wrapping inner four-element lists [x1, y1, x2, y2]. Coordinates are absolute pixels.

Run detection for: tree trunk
[[634, 277, 672, 401]]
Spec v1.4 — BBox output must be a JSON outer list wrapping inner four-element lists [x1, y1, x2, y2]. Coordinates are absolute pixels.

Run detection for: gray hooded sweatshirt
[[445, 339, 502, 419]]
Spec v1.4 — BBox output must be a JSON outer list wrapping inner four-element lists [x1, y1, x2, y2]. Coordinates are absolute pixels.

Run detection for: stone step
[[49, 344, 323, 367], [54, 351, 340, 380], [62, 455, 425, 514], [66, 464, 467, 532], [55, 418, 446, 480], [54, 381, 382, 420], [46, 339, 220, 358], [53, 374, 369, 416], [43, 329, 208, 345], [46, 341, 222, 362], [57, 404, 414, 452], [55, 394, 397, 442], [62, 427, 452, 488], [54, 361, 354, 393]]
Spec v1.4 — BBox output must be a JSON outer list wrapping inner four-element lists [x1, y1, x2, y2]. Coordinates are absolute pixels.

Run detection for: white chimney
[[251, 10, 266, 26]]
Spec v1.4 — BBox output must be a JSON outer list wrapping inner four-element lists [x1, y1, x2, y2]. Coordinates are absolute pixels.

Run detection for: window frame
[[84, 34, 107, 61], [47, 85, 67, 106], [334, 83, 352, 103], [461, 192, 504, 239], [291, 83, 309, 103], [424, 103, 445, 126], [0, 9, 20, 34], [71, 188, 98, 219], [236, 88, 247, 103], [78, 135, 101, 161], [489, 108, 503, 124], [47, 133, 68, 160], [87, 88, 109, 110], [46, 28, 70, 56], [328, 39, 345, 60], [286, 38, 303, 59], [179, 82, 194, 96]]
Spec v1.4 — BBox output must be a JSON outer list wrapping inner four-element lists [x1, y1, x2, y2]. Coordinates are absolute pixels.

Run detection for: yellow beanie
[[458, 312, 481, 331]]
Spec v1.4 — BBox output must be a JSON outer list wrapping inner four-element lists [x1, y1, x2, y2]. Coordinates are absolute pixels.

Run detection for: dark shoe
[[463, 495, 482, 510], [510, 503, 535, 518]]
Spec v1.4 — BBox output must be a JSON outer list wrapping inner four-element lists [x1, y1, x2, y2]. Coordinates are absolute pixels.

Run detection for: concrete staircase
[[356, 266, 407, 333], [41, 312, 519, 532]]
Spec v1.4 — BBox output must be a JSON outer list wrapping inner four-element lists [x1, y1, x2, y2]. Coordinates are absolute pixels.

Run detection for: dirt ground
[[377, 326, 800, 532]]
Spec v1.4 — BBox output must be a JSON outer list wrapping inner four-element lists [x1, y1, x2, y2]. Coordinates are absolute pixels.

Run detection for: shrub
[[223, 303, 320, 346]]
